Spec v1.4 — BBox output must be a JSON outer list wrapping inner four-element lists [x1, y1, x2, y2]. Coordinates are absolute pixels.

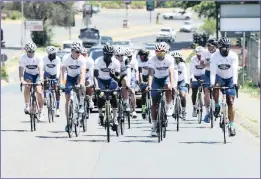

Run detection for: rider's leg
[[109, 79, 119, 128], [33, 74, 44, 120], [213, 75, 224, 118], [76, 76, 85, 113], [43, 72, 49, 105], [163, 76, 173, 116], [86, 77, 94, 108], [23, 72, 32, 114], [54, 77, 61, 116], [203, 71, 211, 122], [191, 87, 198, 117], [178, 81, 188, 120], [130, 77, 137, 117], [140, 84, 147, 119], [225, 77, 236, 136]]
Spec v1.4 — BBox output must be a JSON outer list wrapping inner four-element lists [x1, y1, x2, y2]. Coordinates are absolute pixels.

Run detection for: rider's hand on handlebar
[[145, 86, 151, 92]]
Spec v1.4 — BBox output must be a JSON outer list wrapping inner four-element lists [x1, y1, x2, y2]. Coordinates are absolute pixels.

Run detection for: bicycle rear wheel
[[157, 104, 162, 143], [147, 99, 152, 124], [30, 94, 37, 131], [221, 115, 226, 144], [176, 97, 180, 132], [82, 99, 88, 132], [162, 105, 167, 138], [105, 104, 111, 142], [210, 104, 214, 128], [120, 103, 125, 135], [47, 93, 53, 123], [197, 94, 203, 124]]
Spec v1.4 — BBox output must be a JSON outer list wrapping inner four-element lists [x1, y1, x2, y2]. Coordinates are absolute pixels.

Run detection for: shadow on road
[[124, 135, 151, 138], [48, 131, 66, 134], [1, 129, 30, 132], [179, 141, 231, 144], [180, 126, 207, 129], [20, 120, 48, 124], [84, 134, 106, 137], [2, 47, 22, 50], [36, 135, 68, 139], [70, 139, 106, 143], [119, 139, 158, 143]]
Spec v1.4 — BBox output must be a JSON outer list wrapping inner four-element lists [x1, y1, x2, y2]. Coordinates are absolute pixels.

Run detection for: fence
[[246, 36, 260, 86]]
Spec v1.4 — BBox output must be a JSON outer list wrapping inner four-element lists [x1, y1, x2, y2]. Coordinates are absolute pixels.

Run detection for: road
[[1, 34, 260, 178]]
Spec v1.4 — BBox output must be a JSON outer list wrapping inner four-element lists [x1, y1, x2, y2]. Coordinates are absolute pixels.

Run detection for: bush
[[199, 18, 216, 36], [1, 66, 8, 80], [31, 21, 53, 47], [9, 10, 22, 20], [102, 2, 121, 9], [131, 2, 145, 9]]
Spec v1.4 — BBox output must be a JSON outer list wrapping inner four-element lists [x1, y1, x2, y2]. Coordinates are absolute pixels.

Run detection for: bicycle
[[95, 88, 121, 143], [172, 85, 189, 131], [209, 86, 239, 144], [149, 89, 169, 143], [65, 85, 83, 138], [44, 79, 58, 123], [146, 91, 152, 124], [117, 87, 127, 135], [81, 85, 93, 133], [20, 82, 42, 132]]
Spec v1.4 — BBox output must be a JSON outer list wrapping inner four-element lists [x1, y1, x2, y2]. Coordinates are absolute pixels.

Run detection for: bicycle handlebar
[[20, 83, 42, 92], [209, 86, 239, 98]]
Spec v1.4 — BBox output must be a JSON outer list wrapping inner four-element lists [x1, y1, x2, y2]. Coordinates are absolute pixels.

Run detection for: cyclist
[[94, 45, 120, 130], [43, 46, 62, 117], [146, 42, 175, 137], [171, 51, 189, 120], [137, 49, 150, 119], [200, 38, 218, 123], [82, 47, 95, 109], [60, 42, 86, 132], [125, 48, 139, 118], [19, 42, 44, 121], [210, 37, 238, 136], [189, 46, 205, 117], [114, 46, 132, 115]]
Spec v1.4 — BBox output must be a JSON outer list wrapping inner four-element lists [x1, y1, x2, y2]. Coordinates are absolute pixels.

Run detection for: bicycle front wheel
[[175, 97, 180, 132], [157, 104, 162, 143], [105, 104, 111, 142], [67, 100, 74, 138], [197, 95, 203, 124]]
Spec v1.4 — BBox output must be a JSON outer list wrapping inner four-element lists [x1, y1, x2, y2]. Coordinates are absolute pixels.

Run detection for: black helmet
[[207, 38, 218, 46], [103, 45, 114, 55], [218, 37, 231, 57], [138, 49, 150, 56]]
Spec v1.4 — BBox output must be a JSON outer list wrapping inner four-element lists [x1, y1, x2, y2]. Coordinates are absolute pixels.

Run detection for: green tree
[[199, 18, 216, 36]]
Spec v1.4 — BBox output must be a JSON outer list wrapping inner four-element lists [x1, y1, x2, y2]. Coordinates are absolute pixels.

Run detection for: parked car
[[88, 45, 104, 61], [162, 11, 192, 20], [180, 21, 197, 33], [101, 36, 113, 45], [156, 27, 176, 43]]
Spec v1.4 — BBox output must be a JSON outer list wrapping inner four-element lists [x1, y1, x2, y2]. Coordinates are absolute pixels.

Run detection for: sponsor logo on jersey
[[195, 65, 204, 69], [101, 68, 111, 72], [156, 67, 169, 70], [46, 64, 56, 68], [218, 64, 231, 70], [68, 65, 80, 69], [26, 65, 38, 69], [178, 71, 182, 75]]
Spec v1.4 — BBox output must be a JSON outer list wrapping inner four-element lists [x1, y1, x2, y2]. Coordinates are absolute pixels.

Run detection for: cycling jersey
[[137, 56, 149, 76], [43, 56, 61, 76], [148, 54, 174, 78], [62, 54, 86, 77], [19, 54, 43, 75], [210, 50, 238, 86], [85, 57, 94, 79], [202, 49, 219, 71], [177, 62, 188, 83], [129, 57, 138, 77], [190, 55, 205, 79], [94, 56, 121, 80]]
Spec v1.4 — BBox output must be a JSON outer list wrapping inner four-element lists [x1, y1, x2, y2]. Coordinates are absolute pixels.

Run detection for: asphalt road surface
[[1, 34, 260, 178]]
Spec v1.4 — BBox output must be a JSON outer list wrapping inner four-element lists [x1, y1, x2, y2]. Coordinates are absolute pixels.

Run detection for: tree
[[199, 18, 216, 36]]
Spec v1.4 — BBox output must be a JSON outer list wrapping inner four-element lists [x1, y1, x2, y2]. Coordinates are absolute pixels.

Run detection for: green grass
[[239, 80, 260, 98], [1, 66, 9, 80]]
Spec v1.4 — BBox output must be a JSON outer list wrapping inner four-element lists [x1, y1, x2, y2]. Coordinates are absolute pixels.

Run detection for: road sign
[[25, 20, 43, 31], [146, 0, 154, 11], [124, 0, 131, 4]]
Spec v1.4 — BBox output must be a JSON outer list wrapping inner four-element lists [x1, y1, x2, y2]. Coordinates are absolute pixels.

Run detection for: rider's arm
[[147, 59, 154, 88], [56, 56, 61, 79], [134, 60, 139, 82], [38, 56, 44, 82], [182, 63, 188, 84], [112, 60, 121, 82], [169, 59, 175, 88], [79, 59, 86, 85], [18, 55, 25, 83], [93, 58, 100, 88], [210, 54, 217, 86], [138, 67, 143, 82], [174, 64, 178, 88], [231, 52, 239, 85], [189, 59, 194, 80], [60, 57, 67, 84]]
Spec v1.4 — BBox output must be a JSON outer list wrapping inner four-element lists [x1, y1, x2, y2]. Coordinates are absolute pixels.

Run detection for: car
[[156, 27, 176, 43], [79, 27, 100, 48], [100, 36, 113, 45], [112, 40, 134, 48], [162, 11, 192, 20], [88, 45, 104, 61], [179, 21, 197, 33], [144, 42, 156, 50]]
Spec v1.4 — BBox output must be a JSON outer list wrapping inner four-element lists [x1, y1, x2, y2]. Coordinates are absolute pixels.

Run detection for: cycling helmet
[[171, 51, 183, 59], [161, 42, 170, 52], [154, 42, 168, 52], [125, 48, 133, 57], [195, 46, 205, 54], [218, 37, 231, 57], [46, 46, 57, 55], [103, 45, 114, 55], [138, 49, 150, 56], [81, 46, 88, 54], [71, 42, 82, 51], [207, 38, 218, 46], [114, 46, 125, 55], [24, 42, 37, 51]]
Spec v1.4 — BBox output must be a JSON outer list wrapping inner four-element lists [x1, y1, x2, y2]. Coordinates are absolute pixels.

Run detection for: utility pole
[[21, 1, 24, 48]]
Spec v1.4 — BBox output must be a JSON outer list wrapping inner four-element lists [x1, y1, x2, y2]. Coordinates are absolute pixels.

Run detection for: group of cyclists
[[18, 36, 238, 137]]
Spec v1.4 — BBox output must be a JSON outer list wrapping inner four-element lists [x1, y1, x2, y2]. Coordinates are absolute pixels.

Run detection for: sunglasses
[[116, 55, 124, 57], [74, 51, 81, 54], [155, 51, 165, 56], [27, 51, 35, 53]]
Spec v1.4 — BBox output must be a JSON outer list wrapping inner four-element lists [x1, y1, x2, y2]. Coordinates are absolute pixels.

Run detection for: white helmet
[[114, 46, 125, 55], [71, 42, 82, 51], [195, 46, 205, 54], [125, 48, 133, 57], [24, 42, 37, 51], [154, 42, 168, 52], [81, 46, 88, 54], [171, 51, 183, 59], [46, 46, 57, 55], [161, 42, 170, 52]]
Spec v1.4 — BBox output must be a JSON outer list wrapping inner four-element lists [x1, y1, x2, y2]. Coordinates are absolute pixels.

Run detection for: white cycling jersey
[[43, 56, 61, 76], [118, 57, 131, 77], [190, 55, 205, 79], [85, 57, 94, 78], [94, 56, 121, 80], [137, 56, 149, 76], [202, 49, 219, 71], [19, 54, 43, 75], [148, 54, 174, 78], [129, 57, 138, 78], [210, 50, 239, 86], [62, 54, 86, 77], [177, 62, 188, 83]]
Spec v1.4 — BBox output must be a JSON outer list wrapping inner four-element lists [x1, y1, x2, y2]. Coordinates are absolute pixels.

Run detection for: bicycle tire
[[31, 93, 37, 131], [221, 115, 226, 144], [52, 92, 56, 122], [48, 93, 52, 123], [67, 100, 74, 138], [210, 105, 214, 128], [157, 103, 162, 143], [176, 97, 180, 132], [105, 103, 111, 143], [82, 99, 88, 132], [147, 99, 152, 124], [197, 94, 202, 124], [162, 102, 167, 138], [120, 102, 125, 135], [127, 111, 131, 129], [74, 103, 80, 137]]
